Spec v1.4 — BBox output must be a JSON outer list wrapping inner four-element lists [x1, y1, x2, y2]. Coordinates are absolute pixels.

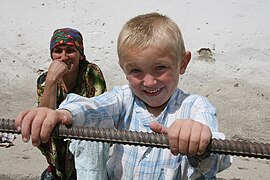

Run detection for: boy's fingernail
[[61, 115, 68, 124], [171, 148, 179, 156], [32, 142, 39, 147], [41, 139, 48, 143], [17, 126, 21, 131], [22, 137, 28, 142], [33, 140, 41, 147]]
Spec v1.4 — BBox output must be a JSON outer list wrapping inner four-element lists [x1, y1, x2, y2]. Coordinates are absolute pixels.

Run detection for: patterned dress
[[37, 60, 107, 179]]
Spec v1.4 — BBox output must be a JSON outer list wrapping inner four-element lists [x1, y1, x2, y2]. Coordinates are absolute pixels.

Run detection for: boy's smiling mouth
[[144, 88, 162, 95]]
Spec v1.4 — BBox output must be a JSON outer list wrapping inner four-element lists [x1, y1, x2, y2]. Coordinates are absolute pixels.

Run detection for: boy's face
[[119, 47, 190, 112]]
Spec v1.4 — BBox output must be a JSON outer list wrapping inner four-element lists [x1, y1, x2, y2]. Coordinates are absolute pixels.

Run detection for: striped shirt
[[59, 84, 232, 179]]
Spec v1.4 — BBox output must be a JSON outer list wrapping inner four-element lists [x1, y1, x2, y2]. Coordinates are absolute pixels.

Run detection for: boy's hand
[[15, 107, 73, 147], [149, 119, 212, 156]]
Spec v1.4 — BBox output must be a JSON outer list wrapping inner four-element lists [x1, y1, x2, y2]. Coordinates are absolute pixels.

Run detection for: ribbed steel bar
[[1, 118, 270, 159]]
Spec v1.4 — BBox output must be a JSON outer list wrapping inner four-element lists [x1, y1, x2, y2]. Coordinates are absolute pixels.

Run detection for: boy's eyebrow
[[124, 63, 138, 68], [124, 65, 138, 72], [124, 60, 171, 68]]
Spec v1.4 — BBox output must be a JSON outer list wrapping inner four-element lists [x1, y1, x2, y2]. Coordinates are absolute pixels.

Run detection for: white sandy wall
[[0, 0, 269, 133]]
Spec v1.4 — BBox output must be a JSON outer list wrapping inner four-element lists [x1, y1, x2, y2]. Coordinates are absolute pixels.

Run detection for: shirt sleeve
[[58, 86, 126, 128], [182, 95, 232, 178]]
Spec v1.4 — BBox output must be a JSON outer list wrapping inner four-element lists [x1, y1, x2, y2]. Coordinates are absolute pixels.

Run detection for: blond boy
[[16, 13, 231, 179]]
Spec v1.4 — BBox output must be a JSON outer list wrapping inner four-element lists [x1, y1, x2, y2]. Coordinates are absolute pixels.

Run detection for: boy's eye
[[156, 65, 166, 70], [130, 69, 141, 74]]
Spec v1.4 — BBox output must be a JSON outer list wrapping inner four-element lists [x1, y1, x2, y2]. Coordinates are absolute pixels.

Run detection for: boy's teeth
[[147, 89, 160, 93]]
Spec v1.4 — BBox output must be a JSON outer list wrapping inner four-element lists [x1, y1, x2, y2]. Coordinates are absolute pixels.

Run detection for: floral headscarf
[[50, 28, 85, 59]]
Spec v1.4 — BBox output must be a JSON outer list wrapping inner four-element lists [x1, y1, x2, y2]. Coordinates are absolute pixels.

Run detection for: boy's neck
[[146, 103, 167, 117]]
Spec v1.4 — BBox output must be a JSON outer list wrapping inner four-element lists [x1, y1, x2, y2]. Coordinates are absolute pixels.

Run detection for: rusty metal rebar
[[1, 118, 270, 160]]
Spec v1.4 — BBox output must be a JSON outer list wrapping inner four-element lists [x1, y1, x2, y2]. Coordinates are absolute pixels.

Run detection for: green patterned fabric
[[37, 60, 107, 179]]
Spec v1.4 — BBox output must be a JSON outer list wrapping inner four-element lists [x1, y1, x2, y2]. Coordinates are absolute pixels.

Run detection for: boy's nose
[[143, 74, 157, 87]]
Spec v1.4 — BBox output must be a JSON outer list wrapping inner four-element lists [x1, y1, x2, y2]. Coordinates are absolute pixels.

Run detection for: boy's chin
[[144, 97, 169, 108], [145, 101, 168, 110]]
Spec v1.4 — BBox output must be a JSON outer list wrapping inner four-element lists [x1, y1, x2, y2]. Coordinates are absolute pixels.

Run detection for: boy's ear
[[118, 60, 124, 71], [118, 61, 128, 80], [179, 51, 191, 75]]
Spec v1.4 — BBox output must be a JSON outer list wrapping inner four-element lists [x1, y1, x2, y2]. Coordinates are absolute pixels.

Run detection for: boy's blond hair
[[117, 12, 186, 61]]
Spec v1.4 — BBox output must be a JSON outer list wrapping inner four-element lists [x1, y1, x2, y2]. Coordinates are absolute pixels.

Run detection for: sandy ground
[[0, 0, 270, 179]]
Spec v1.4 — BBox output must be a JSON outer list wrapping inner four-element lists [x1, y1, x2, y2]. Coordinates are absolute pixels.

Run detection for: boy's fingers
[[167, 121, 182, 156], [31, 112, 48, 146], [39, 110, 73, 143], [40, 110, 62, 143], [20, 110, 37, 143], [56, 109, 73, 125], [150, 121, 181, 155], [197, 126, 212, 155], [15, 109, 30, 131], [15, 108, 73, 145], [149, 121, 168, 134], [188, 124, 202, 156]]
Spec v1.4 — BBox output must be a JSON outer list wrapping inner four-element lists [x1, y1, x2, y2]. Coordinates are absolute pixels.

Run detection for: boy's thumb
[[56, 110, 73, 125], [149, 121, 168, 134]]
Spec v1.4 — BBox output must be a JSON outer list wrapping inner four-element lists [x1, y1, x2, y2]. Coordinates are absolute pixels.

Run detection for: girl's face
[[119, 47, 190, 115], [51, 44, 82, 72]]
